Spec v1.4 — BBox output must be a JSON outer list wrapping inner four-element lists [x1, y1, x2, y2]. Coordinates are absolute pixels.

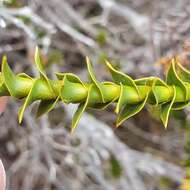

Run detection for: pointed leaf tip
[[160, 85, 176, 129], [105, 60, 112, 68], [86, 57, 105, 103], [2, 55, 7, 63], [105, 60, 139, 95], [36, 96, 59, 118], [35, 46, 45, 72], [2, 55, 8, 71], [116, 92, 149, 127], [167, 58, 187, 100], [115, 83, 124, 114], [71, 85, 92, 133]]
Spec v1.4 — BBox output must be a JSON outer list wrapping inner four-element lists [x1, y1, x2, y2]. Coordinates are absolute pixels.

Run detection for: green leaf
[[60, 75, 87, 104], [135, 77, 167, 87], [106, 61, 139, 95], [115, 83, 124, 113], [135, 77, 154, 85], [60, 75, 71, 104], [116, 92, 149, 127], [1, 56, 18, 97], [152, 78, 169, 105], [176, 62, 190, 83], [18, 80, 39, 123], [135, 77, 168, 105], [35, 47, 54, 94], [17, 73, 33, 80], [35, 47, 46, 76], [90, 101, 115, 110], [36, 96, 60, 117], [0, 73, 3, 86], [90, 96, 117, 110], [56, 72, 86, 88], [166, 58, 187, 100], [86, 57, 105, 102], [160, 85, 176, 128], [89, 81, 117, 109], [71, 85, 92, 133]]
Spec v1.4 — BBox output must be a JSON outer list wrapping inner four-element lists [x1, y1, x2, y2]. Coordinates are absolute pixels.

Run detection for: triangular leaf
[[115, 83, 124, 113], [176, 63, 190, 83], [167, 59, 187, 100], [0, 73, 9, 96], [116, 92, 149, 127], [35, 47, 54, 94], [17, 73, 33, 80], [135, 77, 154, 85], [56, 72, 86, 88], [160, 85, 176, 128], [135, 77, 168, 105], [90, 101, 114, 110], [36, 96, 60, 117], [71, 85, 92, 133], [89, 81, 118, 109], [106, 61, 139, 95], [60, 75, 87, 104], [86, 57, 105, 102], [1, 56, 18, 97], [90, 96, 117, 110], [18, 80, 39, 123], [151, 78, 169, 105]]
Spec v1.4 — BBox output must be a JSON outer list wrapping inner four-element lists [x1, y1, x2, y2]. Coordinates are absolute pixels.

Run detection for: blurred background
[[0, 0, 190, 189]]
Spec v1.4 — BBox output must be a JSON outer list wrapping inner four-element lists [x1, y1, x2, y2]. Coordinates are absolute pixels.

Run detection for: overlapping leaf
[[86, 57, 105, 103], [1, 50, 190, 130]]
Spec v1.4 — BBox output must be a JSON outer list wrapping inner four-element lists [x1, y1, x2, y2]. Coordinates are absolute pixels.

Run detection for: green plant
[[1, 47, 190, 132]]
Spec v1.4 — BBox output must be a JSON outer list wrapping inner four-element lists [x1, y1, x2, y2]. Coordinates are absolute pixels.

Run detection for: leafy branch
[[1, 47, 190, 132]]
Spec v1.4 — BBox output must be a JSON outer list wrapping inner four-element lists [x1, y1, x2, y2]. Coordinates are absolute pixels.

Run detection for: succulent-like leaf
[[1, 56, 17, 97], [135, 77, 167, 87], [36, 96, 60, 117], [60, 75, 87, 104], [116, 92, 149, 127], [89, 81, 118, 109], [176, 62, 190, 83], [135, 77, 168, 105], [2, 49, 190, 130], [151, 78, 169, 105], [71, 85, 92, 133], [35, 47, 54, 94], [18, 80, 39, 123], [167, 59, 187, 100], [56, 72, 86, 88], [17, 73, 33, 80], [115, 83, 124, 113], [160, 85, 176, 128], [135, 77, 154, 85], [106, 61, 139, 95], [86, 57, 105, 102]]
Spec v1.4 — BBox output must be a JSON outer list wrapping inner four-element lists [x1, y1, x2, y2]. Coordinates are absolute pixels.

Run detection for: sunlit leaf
[[116, 92, 149, 127], [106, 61, 139, 95], [160, 86, 176, 128], [18, 80, 39, 123], [71, 85, 92, 133], [35, 47, 54, 94], [86, 57, 105, 102], [167, 59, 187, 100]]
